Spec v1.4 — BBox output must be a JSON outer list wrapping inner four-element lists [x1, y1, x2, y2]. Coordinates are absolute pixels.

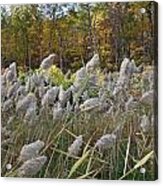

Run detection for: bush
[[48, 65, 75, 89]]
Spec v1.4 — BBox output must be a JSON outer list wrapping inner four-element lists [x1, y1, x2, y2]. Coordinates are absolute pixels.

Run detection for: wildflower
[[95, 134, 116, 152], [40, 53, 56, 70], [19, 140, 45, 162], [140, 115, 151, 133], [68, 135, 83, 156], [86, 53, 100, 73], [18, 156, 47, 177]]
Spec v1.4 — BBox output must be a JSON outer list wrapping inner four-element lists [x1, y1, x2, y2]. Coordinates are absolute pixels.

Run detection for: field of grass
[[1, 57, 157, 180]]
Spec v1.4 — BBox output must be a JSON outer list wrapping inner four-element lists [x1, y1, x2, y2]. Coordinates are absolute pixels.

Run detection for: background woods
[[1, 2, 156, 72]]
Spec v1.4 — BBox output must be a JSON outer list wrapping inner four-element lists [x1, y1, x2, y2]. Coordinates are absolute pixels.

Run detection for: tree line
[[1, 2, 156, 73]]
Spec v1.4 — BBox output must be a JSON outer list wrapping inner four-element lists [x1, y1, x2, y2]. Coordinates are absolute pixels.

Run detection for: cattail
[[86, 53, 100, 73], [95, 134, 116, 152], [140, 90, 153, 106], [140, 115, 151, 133], [68, 135, 83, 156], [40, 54, 56, 70], [19, 140, 45, 162], [18, 156, 47, 177]]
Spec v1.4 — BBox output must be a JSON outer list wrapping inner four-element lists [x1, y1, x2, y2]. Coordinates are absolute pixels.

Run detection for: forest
[[1, 2, 156, 72]]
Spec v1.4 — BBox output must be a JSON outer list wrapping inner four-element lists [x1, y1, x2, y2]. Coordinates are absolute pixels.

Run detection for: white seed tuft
[[95, 134, 116, 152], [68, 135, 83, 156], [140, 115, 151, 133], [40, 54, 56, 70], [19, 140, 45, 162], [18, 156, 47, 177]]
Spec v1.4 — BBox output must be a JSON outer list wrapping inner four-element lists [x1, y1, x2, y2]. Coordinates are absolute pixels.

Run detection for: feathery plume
[[140, 90, 153, 106], [18, 156, 47, 177], [19, 140, 45, 162], [95, 134, 116, 152], [140, 115, 151, 132], [68, 135, 83, 156], [53, 104, 64, 121], [16, 93, 37, 114], [41, 87, 59, 107], [2, 99, 13, 112], [86, 54, 100, 73], [80, 97, 100, 112], [40, 54, 56, 70]]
